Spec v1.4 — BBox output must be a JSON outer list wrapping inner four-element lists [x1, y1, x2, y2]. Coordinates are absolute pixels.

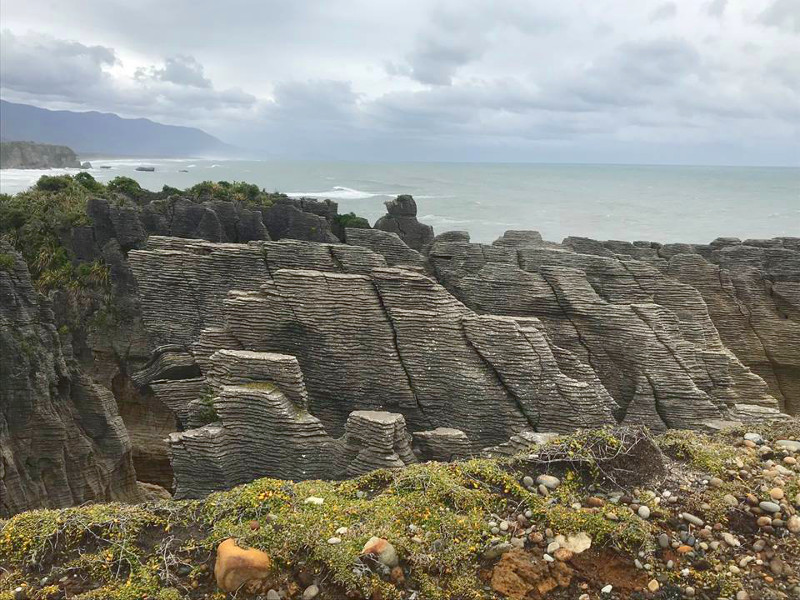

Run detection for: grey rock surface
[[0, 245, 140, 516], [374, 195, 434, 251]]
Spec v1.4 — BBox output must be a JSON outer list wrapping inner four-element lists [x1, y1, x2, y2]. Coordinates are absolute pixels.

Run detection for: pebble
[[536, 474, 561, 490], [775, 440, 800, 452], [648, 579, 660, 592], [554, 547, 573, 561], [499, 521, 509, 531], [736, 592, 749, 600], [723, 494, 738, 506], [601, 584, 613, 594], [522, 475, 534, 488], [658, 533, 670, 548], [637, 505, 651, 519], [681, 513, 704, 527], [267, 591, 280, 600], [709, 477, 724, 488], [769, 487, 784, 500], [303, 496, 324, 505], [744, 433, 763, 443], [327, 537, 341, 545], [303, 585, 319, 600], [722, 532, 740, 547], [787, 515, 800, 534], [685, 586, 695, 597], [543, 553, 554, 562], [759, 501, 781, 513], [587, 496, 605, 508], [547, 541, 560, 554]]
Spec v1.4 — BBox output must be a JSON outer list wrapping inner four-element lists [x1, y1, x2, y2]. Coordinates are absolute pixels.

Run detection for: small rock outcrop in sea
[[374, 194, 434, 251], [0, 141, 81, 169]]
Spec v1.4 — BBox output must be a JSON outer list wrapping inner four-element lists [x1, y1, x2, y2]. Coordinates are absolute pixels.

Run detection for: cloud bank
[[1, 0, 798, 165]]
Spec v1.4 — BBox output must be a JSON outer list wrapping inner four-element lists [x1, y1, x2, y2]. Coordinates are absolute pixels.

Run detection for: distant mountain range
[[0, 100, 235, 158]]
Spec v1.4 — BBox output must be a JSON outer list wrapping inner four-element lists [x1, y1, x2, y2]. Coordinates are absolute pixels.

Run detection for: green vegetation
[[334, 212, 371, 230], [194, 389, 220, 426], [0, 252, 15, 272], [184, 180, 286, 208], [0, 175, 304, 294], [0, 431, 661, 600], [0, 175, 102, 293]]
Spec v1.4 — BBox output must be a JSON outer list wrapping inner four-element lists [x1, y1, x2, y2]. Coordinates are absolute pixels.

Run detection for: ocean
[[2, 158, 798, 244]]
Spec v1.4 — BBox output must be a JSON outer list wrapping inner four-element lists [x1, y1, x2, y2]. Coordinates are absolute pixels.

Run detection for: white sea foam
[[287, 186, 395, 200]]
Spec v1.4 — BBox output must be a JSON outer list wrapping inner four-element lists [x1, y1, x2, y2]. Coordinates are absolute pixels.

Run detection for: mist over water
[[2, 159, 798, 244]]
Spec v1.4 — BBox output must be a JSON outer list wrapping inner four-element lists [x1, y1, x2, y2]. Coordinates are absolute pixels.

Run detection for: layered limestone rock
[[0, 246, 141, 516], [554, 236, 800, 415], [99, 225, 798, 500], [426, 231, 784, 428], [166, 350, 420, 498], [374, 195, 434, 251], [345, 227, 427, 270]]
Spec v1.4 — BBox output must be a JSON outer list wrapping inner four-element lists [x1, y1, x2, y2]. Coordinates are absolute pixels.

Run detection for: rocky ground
[[1, 421, 798, 600]]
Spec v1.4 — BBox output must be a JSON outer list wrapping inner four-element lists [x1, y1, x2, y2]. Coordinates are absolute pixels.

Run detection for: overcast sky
[[1, 0, 799, 164]]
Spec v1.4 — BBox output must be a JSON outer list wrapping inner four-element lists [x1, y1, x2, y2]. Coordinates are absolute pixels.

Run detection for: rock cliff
[[2, 177, 798, 514], [126, 226, 795, 498], [0, 244, 140, 517], [0, 141, 81, 169]]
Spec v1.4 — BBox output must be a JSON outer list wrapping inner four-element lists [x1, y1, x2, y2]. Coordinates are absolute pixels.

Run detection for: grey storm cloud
[[650, 2, 678, 21], [0, 31, 116, 97], [707, 0, 728, 17], [136, 55, 212, 88], [0, 0, 798, 165], [758, 0, 800, 33]]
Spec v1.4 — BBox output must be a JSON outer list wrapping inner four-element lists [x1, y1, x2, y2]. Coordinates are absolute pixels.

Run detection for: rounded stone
[[536, 474, 561, 490], [759, 501, 781, 513], [637, 505, 651, 519]]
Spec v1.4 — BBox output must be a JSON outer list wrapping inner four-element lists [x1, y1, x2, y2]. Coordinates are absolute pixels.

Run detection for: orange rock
[[214, 538, 272, 592], [490, 549, 572, 600], [677, 545, 693, 554], [361, 537, 399, 568]]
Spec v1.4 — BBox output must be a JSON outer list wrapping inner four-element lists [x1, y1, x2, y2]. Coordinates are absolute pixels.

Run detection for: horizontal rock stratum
[[2, 180, 798, 515], [124, 228, 797, 498]]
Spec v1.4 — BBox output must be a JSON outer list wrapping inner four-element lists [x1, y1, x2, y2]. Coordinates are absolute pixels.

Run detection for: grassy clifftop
[[2, 422, 799, 600]]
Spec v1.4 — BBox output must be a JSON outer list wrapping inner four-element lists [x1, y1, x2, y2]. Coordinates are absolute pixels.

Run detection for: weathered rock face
[[165, 349, 421, 498], [260, 197, 339, 243], [0, 141, 81, 169], [374, 195, 434, 251], [129, 234, 785, 496], [0, 246, 140, 517], [556, 236, 800, 416], [5, 176, 798, 512]]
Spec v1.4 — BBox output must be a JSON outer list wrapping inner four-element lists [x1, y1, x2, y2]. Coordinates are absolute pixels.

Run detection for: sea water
[[2, 159, 798, 243]]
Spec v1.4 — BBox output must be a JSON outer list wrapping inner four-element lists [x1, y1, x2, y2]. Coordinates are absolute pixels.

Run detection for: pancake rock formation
[[124, 224, 796, 498]]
